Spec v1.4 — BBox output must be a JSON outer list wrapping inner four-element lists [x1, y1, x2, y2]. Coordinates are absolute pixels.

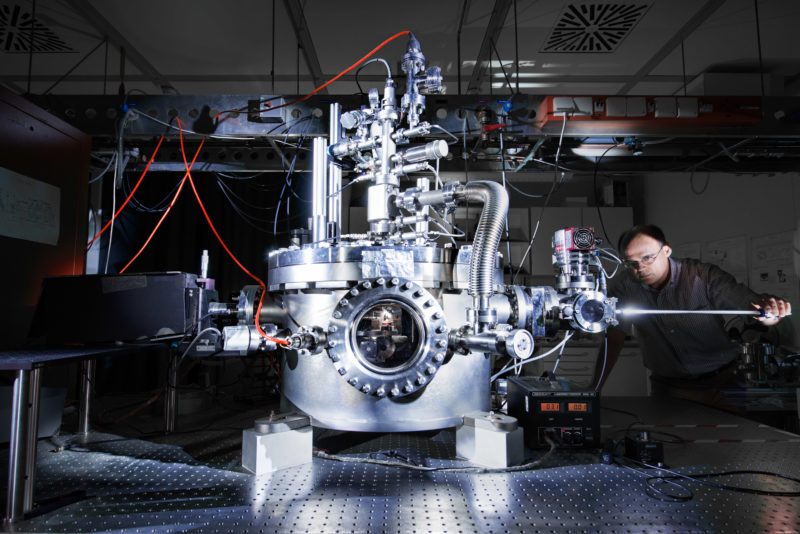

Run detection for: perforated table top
[[4, 397, 799, 533]]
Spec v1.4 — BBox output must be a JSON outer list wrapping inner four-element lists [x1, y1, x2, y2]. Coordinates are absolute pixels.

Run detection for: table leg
[[78, 360, 95, 436], [5, 369, 31, 522], [23, 368, 41, 513], [165, 353, 177, 433]]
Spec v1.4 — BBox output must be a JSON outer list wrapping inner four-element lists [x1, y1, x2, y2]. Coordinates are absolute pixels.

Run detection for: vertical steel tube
[[6, 370, 30, 522], [311, 137, 328, 245], [415, 177, 430, 245], [327, 103, 342, 240], [78, 359, 95, 436], [24, 368, 40, 512]]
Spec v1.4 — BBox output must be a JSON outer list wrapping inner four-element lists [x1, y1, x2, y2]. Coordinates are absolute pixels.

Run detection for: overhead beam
[[617, 0, 726, 95], [63, 0, 176, 94], [467, 0, 512, 94], [282, 0, 327, 94]]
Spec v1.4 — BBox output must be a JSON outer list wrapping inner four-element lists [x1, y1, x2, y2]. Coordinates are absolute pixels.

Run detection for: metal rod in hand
[[617, 308, 788, 319]]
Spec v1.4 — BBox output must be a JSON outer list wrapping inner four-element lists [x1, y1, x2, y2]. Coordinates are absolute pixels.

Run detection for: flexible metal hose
[[456, 181, 509, 303]]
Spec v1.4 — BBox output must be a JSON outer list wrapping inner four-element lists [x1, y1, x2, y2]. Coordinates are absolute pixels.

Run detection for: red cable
[[215, 30, 411, 119], [119, 137, 207, 274], [174, 119, 289, 347], [86, 135, 166, 249]]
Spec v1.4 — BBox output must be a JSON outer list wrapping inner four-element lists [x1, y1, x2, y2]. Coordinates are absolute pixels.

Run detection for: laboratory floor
[[3, 396, 800, 533]]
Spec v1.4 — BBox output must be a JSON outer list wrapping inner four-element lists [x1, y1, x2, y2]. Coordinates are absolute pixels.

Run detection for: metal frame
[[63, 0, 176, 94], [616, 0, 726, 95]]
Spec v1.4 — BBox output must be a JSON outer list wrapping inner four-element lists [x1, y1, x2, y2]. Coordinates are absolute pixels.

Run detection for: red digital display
[[567, 402, 588, 412], [540, 402, 561, 412]]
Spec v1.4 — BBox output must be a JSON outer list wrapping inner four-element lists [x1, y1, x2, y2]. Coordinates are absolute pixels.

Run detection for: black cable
[[601, 406, 639, 418], [353, 59, 392, 96], [504, 178, 544, 199], [613, 459, 693, 502], [103, 38, 108, 95], [512, 116, 569, 284], [271, 0, 276, 94], [489, 39, 514, 96], [642, 462, 800, 499], [457, 0, 468, 96], [680, 40, 687, 96], [315, 436, 557, 474], [592, 144, 623, 252], [753, 0, 765, 98], [689, 169, 710, 195], [514, 0, 519, 94], [26, 0, 35, 94]]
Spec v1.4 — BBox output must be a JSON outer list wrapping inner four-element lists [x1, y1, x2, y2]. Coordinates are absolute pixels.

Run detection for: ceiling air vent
[[0, 3, 73, 53], [542, 3, 650, 53]]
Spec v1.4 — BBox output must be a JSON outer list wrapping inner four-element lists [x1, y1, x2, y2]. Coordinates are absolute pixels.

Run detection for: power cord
[[314, 436, 556, 474], [617, 455, 800, 502]]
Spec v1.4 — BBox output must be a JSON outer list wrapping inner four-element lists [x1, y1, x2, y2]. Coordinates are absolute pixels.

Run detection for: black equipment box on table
[[506, 376, 600, 448], [31, 273, 201, 344]]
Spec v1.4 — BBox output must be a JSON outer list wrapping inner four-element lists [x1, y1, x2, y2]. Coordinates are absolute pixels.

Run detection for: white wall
[[641, 172, 800, 244], [641, 171, 800, 347]]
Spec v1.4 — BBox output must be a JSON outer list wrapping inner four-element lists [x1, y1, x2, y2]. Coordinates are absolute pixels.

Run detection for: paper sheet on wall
[[701, 236, 748, 285], [750, 231, 798, 303], [0, 167, 60, 246]]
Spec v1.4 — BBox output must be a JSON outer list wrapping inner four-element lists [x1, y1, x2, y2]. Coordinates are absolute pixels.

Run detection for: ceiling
[[2, 0, 800, 174], [1, 0, 798, 97]]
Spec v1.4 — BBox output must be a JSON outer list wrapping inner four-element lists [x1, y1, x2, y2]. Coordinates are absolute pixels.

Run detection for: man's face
[[624, 234, 672, 288]]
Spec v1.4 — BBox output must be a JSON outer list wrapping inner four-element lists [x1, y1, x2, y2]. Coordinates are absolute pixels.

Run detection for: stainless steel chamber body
[[268, 246, 502, 431]]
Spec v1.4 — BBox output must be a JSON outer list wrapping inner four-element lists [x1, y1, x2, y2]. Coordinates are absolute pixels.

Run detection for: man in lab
[[593, 224, 791, 410]]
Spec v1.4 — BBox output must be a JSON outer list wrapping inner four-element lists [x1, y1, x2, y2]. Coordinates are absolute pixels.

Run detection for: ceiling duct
[[0, 3, 73, 53], [541, 2, 650, 53]]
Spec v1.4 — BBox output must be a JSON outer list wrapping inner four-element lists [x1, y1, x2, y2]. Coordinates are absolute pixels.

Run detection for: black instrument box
[[31, 273, 200, 344], [507, 376, 601, 448]]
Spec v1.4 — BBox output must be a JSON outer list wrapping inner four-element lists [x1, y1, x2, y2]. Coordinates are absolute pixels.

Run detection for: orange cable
[[174, 119, 289, 347], [215, 30, 411, 119], [86, 134, 166, 249], [119, 137, 206, 274]]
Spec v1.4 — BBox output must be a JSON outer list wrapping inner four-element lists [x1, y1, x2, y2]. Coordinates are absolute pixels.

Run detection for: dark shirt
[[609, 257, 759, 378]]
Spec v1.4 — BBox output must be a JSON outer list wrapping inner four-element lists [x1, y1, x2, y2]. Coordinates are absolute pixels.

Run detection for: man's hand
[[751, 296, 791, 326]]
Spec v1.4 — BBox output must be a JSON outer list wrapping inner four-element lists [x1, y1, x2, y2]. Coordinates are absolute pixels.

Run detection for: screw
[[333, 311, 342, 319], [433, 353, 445, 362], [328, 325, 338, 333], [376, 278, 385, 285], [391, 278, 399, 286], [362, 281, 372, 289], [338, 367, 347, 375], [390, 387, 400, 397], [425, 365, 436, 375], [437, 339, 448, 348], [402, 282, 412, 290], [416, 376, 427, 386], [361, 384, 372, 394], [432, 312, 442, 320], [376, 388, 386, 398], [340, 298, 349, 307]]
